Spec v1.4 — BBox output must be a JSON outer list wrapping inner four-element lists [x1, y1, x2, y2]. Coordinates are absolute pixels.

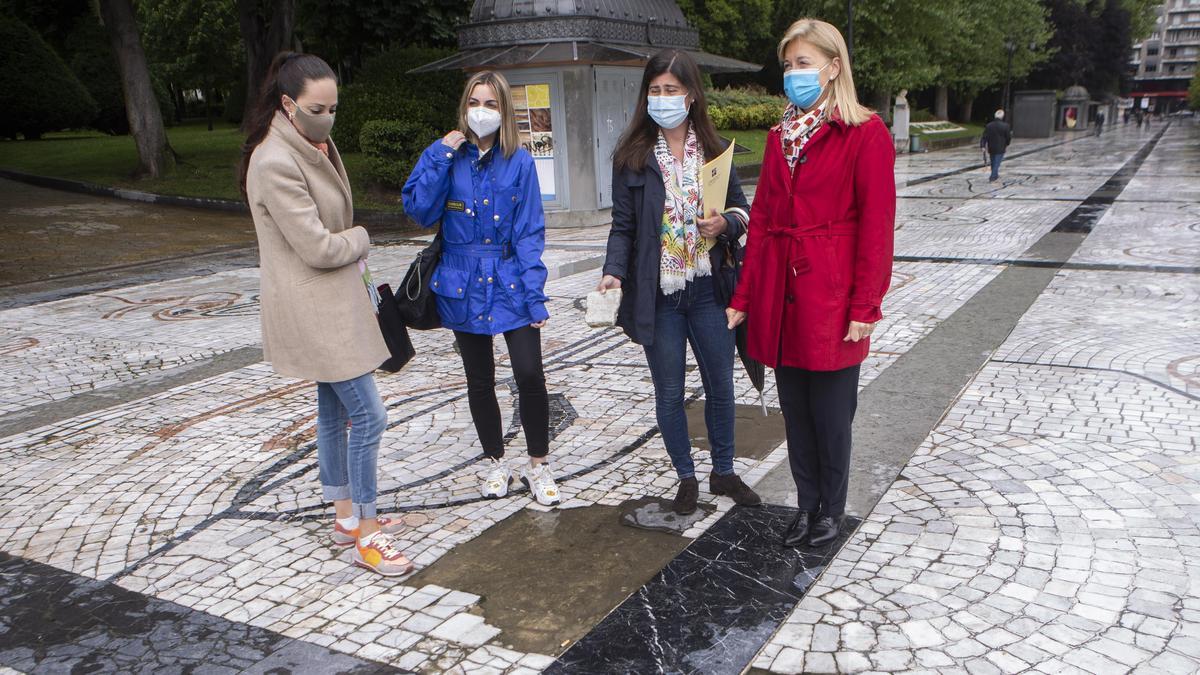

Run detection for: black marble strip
[[902, 135, 1084, 187], [548, 505, 859, 675], [1052, 125, 1169, 233], [0, 551, 402, 674], [893, 254, 1199, 274]]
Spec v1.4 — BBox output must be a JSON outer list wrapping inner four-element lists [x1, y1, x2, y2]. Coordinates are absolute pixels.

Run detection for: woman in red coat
[[727, 18, 895, 548]]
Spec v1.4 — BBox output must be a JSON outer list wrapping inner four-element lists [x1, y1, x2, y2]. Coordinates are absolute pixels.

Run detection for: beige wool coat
[[246, 112, 388, 383]]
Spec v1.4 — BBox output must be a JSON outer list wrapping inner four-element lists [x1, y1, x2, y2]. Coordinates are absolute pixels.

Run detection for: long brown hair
[[457, 71, 521, 159], [612, 49, 726, 173], [238, 52, 337, 199]]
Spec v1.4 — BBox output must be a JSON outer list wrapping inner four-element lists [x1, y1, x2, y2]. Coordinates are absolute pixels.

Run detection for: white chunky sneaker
[[520, 462, 561, 507], [481, 457, 512, 499]]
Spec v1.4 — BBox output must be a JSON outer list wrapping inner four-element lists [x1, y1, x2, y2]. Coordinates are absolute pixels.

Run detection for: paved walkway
[[0, 121, 1196, 674]]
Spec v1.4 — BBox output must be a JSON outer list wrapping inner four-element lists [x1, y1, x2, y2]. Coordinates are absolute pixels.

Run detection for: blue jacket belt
[[443, 242, 513, 259]]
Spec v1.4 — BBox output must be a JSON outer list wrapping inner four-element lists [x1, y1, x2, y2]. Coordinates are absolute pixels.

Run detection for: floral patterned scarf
[[780, 99, 829, 169], [655, 126, 711, 295]]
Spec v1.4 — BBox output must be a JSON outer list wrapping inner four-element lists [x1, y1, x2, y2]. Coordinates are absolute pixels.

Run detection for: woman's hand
[[596, 275, 622, 294], [726, 308, 746, 330], [843, 321, 876, 342], [697, 209, 727, 239], [442, 130, 467, 151], [531, 318, 548, 329]]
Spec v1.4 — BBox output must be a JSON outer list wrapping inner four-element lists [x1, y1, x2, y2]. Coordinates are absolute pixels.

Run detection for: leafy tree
[[295, 0, 467, 81], [1189, 70, 1200, 111], [237, 0, 295, 129], [140, 0, 242, 129], [0, 16, 96, 139], [677, 0, 774, 67], [98, 0, 175, 177]]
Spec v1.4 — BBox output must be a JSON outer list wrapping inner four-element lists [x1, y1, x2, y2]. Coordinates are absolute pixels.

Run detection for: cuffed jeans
[[643, 279, 736, 480], [317, 372, 388, 519]]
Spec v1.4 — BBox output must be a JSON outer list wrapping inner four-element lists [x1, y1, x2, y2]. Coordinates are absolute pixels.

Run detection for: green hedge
[[336, 46, 463, 153], [707, 86, 786, 130], [0, 16, 97, 139], [359, 118, 437, 190]]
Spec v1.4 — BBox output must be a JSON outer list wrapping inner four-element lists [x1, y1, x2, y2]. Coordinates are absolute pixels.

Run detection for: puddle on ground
[[405, 505, 689, 656], [686, 400, 786, 460], [617, 495, 716, 534]]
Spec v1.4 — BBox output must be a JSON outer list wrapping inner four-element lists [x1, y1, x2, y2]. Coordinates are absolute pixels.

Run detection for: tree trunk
[[98, 0, 173, 178], [871, 90, 892, 124], [238, 0, 295, 131], [960, 96, 975, 123], [935, 85, 949, 120]]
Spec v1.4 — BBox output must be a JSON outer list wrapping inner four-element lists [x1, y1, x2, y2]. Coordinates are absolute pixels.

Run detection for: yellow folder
[[701, 139, 735, 214]]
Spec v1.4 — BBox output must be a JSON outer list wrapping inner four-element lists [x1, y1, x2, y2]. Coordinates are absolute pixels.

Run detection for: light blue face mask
[[647, 94, 690, 129], [783, 62, 831, 110]]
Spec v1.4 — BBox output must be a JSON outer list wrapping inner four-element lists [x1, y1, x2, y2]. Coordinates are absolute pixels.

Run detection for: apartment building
[[1129, 0, 1199, 113]]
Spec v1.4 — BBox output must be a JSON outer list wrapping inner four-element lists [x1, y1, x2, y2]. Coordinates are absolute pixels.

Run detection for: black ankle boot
[[808, 515, 842, 547], [783, 511, 814, 547], [673, 477, 699, 515], [709, 472, 763, 507]]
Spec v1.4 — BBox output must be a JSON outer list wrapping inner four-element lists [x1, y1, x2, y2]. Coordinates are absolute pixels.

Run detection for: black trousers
[[454, 326, 549, 458], [774, 364, 860, 517]]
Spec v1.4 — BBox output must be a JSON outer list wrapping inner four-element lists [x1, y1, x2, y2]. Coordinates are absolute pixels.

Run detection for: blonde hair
[[777, 18, 873, 126], [457, 71, 521, 158]]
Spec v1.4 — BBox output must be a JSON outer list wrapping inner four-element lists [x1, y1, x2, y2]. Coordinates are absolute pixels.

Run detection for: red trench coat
[[729, 113, 896, 371]]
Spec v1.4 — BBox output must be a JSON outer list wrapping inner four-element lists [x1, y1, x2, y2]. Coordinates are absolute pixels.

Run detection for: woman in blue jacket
[[402, 71, 560, 507]]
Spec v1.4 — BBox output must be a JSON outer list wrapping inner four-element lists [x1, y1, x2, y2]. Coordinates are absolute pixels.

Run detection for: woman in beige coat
[[240, 52, 411, 577]]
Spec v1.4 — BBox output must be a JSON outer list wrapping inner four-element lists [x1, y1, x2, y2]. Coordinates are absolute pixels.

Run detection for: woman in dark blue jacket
[[402, 70, 560, 507], [597, 50, 760, 515]]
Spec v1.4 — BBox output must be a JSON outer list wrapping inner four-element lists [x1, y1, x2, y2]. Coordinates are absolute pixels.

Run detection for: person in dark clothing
[[981, 109, 1013, 182], [1095, 110, 1105, 136]]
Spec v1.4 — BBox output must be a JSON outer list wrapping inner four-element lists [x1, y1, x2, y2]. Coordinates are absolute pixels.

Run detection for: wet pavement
[[0, 121, 1197, 674]]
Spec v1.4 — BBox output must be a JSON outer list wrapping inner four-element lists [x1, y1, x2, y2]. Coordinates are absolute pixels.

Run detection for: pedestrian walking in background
[[726, 18, 896, 548], [402, 71, 561, 507], [1095, 110, 1106, 136], [597, 49, 761, 516], [241, 52, 412, 577], [982, 109, 1013, 182]]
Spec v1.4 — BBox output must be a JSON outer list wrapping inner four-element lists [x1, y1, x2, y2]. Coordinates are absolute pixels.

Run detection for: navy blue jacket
[[602, 151, 750, 346], [403, 140, 549, 335]]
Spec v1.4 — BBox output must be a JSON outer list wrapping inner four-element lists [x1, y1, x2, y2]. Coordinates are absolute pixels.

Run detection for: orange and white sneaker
[[352, 531, 414, 577], [331, 516, 404, 547]]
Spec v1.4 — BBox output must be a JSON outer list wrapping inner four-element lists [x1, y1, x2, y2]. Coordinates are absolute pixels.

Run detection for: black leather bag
[[374, 283, 416, 372], [710, 233, 743, 308], [395, 229, 443, 330]]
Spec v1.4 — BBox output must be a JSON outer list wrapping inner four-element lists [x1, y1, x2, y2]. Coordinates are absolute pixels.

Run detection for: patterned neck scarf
[[655, 125, 712, 295], [780, 100, 829, 169]]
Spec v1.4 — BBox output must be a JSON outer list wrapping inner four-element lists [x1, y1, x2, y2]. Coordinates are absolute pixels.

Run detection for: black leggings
[[774, 364, 861, 518], [454, 326, 549, 458]]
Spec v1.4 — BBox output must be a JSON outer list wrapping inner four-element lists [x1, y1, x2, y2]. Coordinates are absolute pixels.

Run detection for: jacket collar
[[269, 111, 353, 207]]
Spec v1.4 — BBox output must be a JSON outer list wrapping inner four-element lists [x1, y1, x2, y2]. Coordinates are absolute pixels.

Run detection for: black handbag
[[395, 229, 443, 330], [374, 283, 416, 372], [710, 233, 743, 308]]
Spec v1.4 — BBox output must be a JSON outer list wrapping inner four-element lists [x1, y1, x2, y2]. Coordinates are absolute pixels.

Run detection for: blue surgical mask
[[783, 62, 831, 110], [647, 94, 690, 129]]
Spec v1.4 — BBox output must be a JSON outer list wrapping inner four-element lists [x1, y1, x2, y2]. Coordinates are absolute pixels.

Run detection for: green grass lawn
[[0, 120, 400, 211], [722, 128, 769, 167]]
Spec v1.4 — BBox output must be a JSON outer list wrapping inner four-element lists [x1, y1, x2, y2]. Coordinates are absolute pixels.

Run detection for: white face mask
[[467, 106, 502, 139]]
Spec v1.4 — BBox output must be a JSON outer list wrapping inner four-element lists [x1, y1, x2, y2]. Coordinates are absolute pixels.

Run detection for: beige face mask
[[286, 96, 335, 142]]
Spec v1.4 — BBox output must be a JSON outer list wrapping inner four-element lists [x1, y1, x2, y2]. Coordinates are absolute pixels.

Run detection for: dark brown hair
[[238, 52, 336, 199], [612, 49, 726, 173]]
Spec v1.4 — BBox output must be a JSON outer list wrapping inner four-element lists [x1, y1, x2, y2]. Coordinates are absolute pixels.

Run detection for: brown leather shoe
[[709, 472, 763, 507], [673, 477, 699, 515]]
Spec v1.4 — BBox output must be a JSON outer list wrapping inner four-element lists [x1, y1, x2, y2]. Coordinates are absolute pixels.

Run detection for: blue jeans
[[316, 372, 388, 518], [643, 279, 736, 480], [989, 152, 1005, 180]]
